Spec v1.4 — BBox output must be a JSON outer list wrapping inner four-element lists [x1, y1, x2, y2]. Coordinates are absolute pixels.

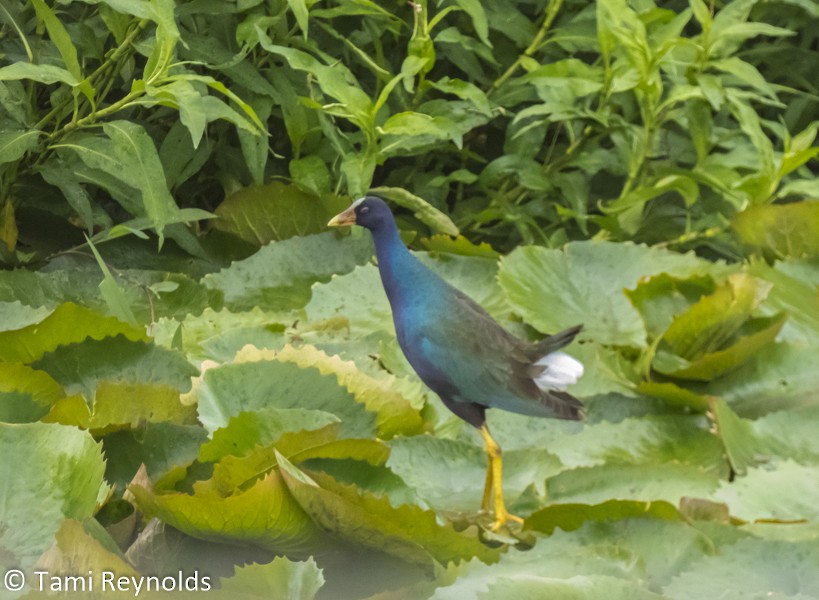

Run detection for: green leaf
[[429, 525, 673, 600], [0, 362, 66, 423], [711, 22, 795, 57], [449, 0, 490, 46], [193, 348, 376, 438], [103, 423, 207, 491], [158, 120, 212, 189], [663, 538, 819, 600], [202, 428, 390, 508], [636, 381, 710, 412], [85, 234, 138, 325], [659, 273, 765, 361], [273, 344, 425, 438], [476, 576, 665, 600], [0, 267, 107, 311], [499, 241, 718, 347], [129, 469, 326, 557], [0, 422, 109, 568], [386, 435, 561, 513], [749, 258, 819, 345], [525, 499, 680, 535], [712, 400, 819, 476], [199, 407, 340, 462], [141, 0, 180, 81], [729, 97, 776, 200], [711, 398, 760, 476], [379, 111, 465, 151], [709, 342, 819, 417], [289, 155, 332, 197], [555, 415, 723, 471], [32, 335, 197, 398], [152, 306, 287, 361], [36, 519, 138, 586], [305, 263, 392, 337], [781, 122, 819, 177], [714, 460, 819, 523], [202, 425, 335, 495], [523, 58, 605, 98], [626, 273, 716, 341], [37, 157, 97, 232], [710, 57, 777, 99], [168, 74, 266, 133], [146, 79, 208, 148], [0, 300, 53, 331], [733, 202, 819, 258], [0, 302, 147, 363], [546, 463, 719, 506], [237, 95, 272, 184], [689, 0, 712, 31], [202, 231, 373, 311], [45, 381, 196, 433], [0, 62, 78, 85], [427, 77, 492, 117], [559, 341, 639, 398], [257, 43, 372, 126], [655, 314, 785, 381], [212, 182, 348, 246], [277, 453, 500, 567], [422, 235, 499, 259], [100, 121, 179, 246], [285, 0, 310, 40], [0, 128, 40, 164], [219, 556, 324, 600], [341, 150, 377, 198], [30, 0, 93, 102], [751, 406, 819, 464]]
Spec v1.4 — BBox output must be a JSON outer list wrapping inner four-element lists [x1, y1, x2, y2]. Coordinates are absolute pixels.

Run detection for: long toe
[[490, 510, 524, 531]]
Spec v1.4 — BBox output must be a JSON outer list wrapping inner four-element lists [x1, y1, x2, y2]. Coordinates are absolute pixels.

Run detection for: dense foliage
[[0, 0, 817, 598]]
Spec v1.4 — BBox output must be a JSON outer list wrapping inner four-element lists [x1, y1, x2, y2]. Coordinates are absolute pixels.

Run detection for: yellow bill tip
[[327, 205, 358, 227]]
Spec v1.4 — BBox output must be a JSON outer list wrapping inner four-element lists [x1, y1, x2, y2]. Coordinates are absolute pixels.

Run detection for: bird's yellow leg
[[479, 424, 524, 530], [481, 455, 493, 512]]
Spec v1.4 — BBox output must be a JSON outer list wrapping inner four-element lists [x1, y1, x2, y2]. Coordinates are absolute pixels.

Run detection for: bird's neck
[[370, 224, 427, 306]]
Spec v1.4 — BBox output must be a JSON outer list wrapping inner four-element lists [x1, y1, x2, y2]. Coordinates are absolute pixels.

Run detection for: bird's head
[[328, 196, 393, 231]]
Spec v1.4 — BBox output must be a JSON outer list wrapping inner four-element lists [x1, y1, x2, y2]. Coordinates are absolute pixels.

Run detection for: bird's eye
[[359, 206, 370, 214]]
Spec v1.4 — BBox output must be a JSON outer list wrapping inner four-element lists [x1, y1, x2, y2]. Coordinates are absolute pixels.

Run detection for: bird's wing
[[408, 287, 583, 420], [413, 288, 543, 404]]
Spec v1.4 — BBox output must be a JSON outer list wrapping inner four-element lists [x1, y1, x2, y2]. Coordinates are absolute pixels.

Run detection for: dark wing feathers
[[419, 287, 583, 421], [528, 325, 583, 359]]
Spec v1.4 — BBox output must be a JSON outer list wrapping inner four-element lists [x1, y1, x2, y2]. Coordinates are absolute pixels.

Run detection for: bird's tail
[[531, 324, 583, 356], [529, 324, 584, 393]]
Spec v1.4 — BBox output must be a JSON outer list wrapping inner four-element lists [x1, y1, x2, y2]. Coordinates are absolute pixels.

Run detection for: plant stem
[[488, 0, 563, 94], [32, 19, 148, 133]]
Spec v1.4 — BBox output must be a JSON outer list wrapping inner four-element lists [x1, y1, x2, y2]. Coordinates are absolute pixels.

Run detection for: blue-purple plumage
[[331, 196, 584, 430]]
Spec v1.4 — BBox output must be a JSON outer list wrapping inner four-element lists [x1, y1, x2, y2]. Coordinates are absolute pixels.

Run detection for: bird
[[328, 196, 584, 529]]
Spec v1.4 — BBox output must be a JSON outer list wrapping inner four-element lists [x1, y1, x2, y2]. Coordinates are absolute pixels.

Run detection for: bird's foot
[[490, 509, 524, 532]]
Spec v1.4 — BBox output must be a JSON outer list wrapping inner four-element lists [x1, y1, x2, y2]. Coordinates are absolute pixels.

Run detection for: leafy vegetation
[[0, 0, 817, 598]]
